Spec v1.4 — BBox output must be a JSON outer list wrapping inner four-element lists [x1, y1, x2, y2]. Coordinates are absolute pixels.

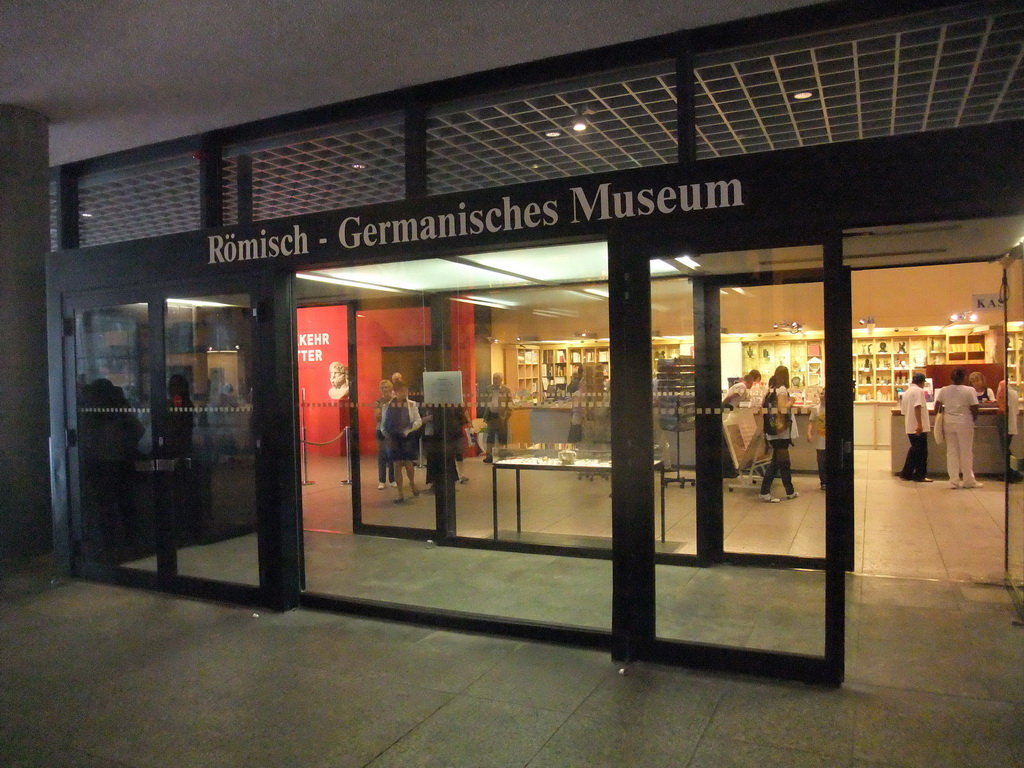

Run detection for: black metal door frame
[[609, 220, 851, 684]]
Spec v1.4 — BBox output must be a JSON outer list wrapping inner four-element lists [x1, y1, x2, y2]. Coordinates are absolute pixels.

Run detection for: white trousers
[[944, 420, 976, 486]]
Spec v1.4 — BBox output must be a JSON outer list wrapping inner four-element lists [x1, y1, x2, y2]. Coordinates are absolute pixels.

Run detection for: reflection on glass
[[297, 248, 613, 631], [167, 296, 259, 585], [1007, 256, 1024, 608], [653, 247, 826, 657], [75, 304, 154, 567]]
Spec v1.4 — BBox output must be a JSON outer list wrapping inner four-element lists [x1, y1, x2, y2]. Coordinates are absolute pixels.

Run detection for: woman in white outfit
[[934, 367, 981, 489]]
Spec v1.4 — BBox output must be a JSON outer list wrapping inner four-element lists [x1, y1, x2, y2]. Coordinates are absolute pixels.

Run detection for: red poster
[[297, 306, 349, 456]]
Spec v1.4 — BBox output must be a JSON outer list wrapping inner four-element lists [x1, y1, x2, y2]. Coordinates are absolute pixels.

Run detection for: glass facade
[[297, 244, 615, 630], [651, 245, 827, 657]]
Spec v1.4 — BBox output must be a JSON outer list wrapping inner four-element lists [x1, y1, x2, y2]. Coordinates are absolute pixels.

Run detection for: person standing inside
[[968, 371, 995, 404], [898, 373, 932, 483], [482, 372, 513, 463], [806, 387, 828, 490], [996, 378, 1022, 481], [722, 369, 762, 410], [758, 365, 799, 503], [934, 367, 981, 489], [373, 379, 396, 490], [381, 381, 422, 502]]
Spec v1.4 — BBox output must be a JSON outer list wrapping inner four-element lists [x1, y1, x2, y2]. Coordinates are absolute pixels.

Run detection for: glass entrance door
[[67, 291, 260, 588], [650, 242, 841, 673]]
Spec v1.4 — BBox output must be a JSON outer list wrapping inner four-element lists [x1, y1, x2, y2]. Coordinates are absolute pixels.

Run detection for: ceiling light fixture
[[675, 255, 701, 270], [451, 297, 509, 309], [570, 106, 595, 133], [167, 299, 232, 308], [772, 320, 804, 334], [793, 91, 814, 100], [544, 129, 562, 138], [296, 272, 402, 292], [350, 162, 368, 170], [948, 311, 979, 323]]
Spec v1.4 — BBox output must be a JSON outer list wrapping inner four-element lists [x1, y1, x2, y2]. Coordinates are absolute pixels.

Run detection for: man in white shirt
[[899, 372, 932, 482]]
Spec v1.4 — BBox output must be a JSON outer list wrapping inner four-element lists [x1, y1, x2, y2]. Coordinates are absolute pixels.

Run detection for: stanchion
[[339, 426, 352, 485], [300, 387, 315, 486]]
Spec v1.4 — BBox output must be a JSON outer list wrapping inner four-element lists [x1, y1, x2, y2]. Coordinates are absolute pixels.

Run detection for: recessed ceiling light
[[793, 91, 814, 100], [350, 162, 368, 170], [544, 129, 562, 138]]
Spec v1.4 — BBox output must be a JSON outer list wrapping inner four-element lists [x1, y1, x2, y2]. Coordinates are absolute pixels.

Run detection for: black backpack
[[763, 388, 791, 437]]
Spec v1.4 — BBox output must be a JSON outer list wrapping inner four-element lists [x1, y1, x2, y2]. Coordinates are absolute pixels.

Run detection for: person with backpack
[[759, 365, 799, 503]]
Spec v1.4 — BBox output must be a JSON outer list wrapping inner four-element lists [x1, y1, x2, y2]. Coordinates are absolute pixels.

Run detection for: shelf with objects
[[655, 355, 696, 490]]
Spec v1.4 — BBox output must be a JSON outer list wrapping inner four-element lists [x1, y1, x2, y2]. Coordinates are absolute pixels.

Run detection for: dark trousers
[[760, 441, 794, 496], [376, 435, 395, 483], [816, 449, 827, 488], [900, 432, 928, 480]]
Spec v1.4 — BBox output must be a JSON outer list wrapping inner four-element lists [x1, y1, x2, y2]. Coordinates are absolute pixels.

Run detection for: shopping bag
[[933, 412, 945, 444]]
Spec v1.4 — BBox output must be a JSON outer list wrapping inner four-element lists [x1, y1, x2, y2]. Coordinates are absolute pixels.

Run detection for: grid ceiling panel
[[223, 119, 405, 224], [427, 63, 678, 195], [79, 162, 200, 247], [695, 6, 1024, 159]]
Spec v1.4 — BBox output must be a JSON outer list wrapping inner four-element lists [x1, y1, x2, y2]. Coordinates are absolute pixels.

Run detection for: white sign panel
[[423, 371, 464, 405]]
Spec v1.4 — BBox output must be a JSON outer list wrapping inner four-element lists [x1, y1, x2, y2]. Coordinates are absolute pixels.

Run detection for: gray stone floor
[[2, 555, 1023, 768]]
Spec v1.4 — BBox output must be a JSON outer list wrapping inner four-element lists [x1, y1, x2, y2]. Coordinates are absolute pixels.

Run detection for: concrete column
[[0, 105, 51, 563]]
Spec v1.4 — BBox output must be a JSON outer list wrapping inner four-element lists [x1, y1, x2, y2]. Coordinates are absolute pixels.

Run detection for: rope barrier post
[[300, 387, 315, 486], [339, 426, 352, 485]]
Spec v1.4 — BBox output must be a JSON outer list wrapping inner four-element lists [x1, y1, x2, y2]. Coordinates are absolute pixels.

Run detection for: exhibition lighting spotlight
[[772, 321, 804, 334], [296, 272, 402, 293], [948, 311, 979, 323]]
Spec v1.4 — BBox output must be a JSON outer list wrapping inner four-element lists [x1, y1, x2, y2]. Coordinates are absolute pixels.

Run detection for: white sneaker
[[963, 482, 983, 489], [459, 475, 469, 484], [758, 493, 781, 503], [786, 491, 800, 500], [377, 483, 385, 490], [389, 481, 398, 487], [949, 481, 960, 489]]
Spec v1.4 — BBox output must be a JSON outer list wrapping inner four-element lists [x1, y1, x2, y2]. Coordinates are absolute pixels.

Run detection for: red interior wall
[[297, 306, 348, 457], [352, 303, 476, 455], [355, 306, 431, 454]]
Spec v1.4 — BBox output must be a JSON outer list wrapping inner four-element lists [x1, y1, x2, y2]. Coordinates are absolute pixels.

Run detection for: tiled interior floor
[[2, 556, 1023, 768]]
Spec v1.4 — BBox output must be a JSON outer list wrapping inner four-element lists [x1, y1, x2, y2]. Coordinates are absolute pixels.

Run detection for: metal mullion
[[770, 55, 804, 146], [922, 25, 949, 131], [809, 49, 833, 143], [890, 33, 903, 136], [730, 62, 775, 150], [494, 100, 599, 174], [854, 41, 864, 139], [987, 38, 1024, 122], [694, 70, 746, 153], [599, 78, 678, 158], [694, 124, 720, 158], [955, 17, 994, 127]]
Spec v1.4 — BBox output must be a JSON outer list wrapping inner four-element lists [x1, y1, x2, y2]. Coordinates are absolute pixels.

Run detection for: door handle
[[133, 458, 190, 472]]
